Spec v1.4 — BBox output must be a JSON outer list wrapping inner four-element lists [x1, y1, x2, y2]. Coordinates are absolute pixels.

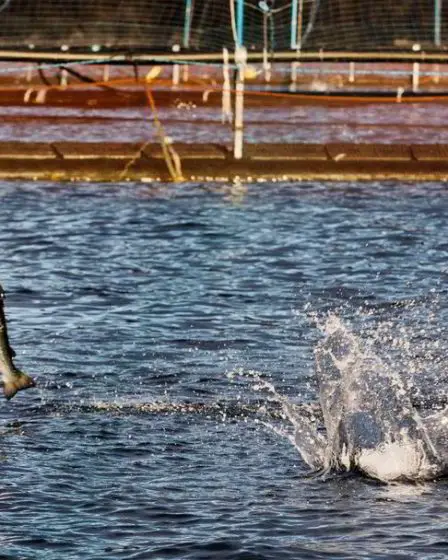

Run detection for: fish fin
[[3, 371, 35, 400]]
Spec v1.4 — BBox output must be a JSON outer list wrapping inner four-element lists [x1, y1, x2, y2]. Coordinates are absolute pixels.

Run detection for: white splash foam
[[242, 311, 448, 482]]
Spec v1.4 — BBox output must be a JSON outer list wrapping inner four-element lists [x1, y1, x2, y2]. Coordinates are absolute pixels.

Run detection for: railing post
[[233, 46, 247, 160], [291, 0, 298, 48], [262, 9, 271, 82], [172, 44, 180, 87], [60, 69, 68, 88], [412, 44, 421, 92], [236, 0, 244, 46], [412, 62, 420, 92], [349, 61, 355, 83], [183, 0, 193, 48], [290, 0, 303, 91], [183, 0, 193, 83], [435, 0, 442, 46], [434, 0, 442, 84], [222, 48, 232, 123]]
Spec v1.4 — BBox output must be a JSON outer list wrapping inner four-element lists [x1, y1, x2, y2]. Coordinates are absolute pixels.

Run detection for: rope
[[143, 84, 183, 182], [119, 76, 183, 182]]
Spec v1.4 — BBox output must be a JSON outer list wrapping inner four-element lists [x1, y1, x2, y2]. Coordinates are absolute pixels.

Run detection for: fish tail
[[3, 370, 35, 400]]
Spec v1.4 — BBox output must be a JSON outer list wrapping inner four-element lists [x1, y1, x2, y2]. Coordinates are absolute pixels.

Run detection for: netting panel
[[0, 0, 444, 53]]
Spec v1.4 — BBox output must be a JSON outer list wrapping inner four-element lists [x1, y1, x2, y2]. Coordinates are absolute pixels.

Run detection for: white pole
[[262, 12, 271, 82], [412, 62, 420, 92], [60, 69, 68, 88], [263, 47, 271, 82], [103, 64, 110, 82], [412, 43, 421, 92], [233, 45, 247, 160], [349, 61, 355, 83], [433, 63, 440, 84], [172, 44, 180, 87], [290, 61, 299, 91], [222, 47, 232, 123], [182, 64, 189, 83]]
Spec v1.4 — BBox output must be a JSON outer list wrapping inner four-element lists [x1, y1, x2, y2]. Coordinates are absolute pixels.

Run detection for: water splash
[[319, 315, 444, 480], [230, 368, 327, 471], [248, 313, 448, 482]]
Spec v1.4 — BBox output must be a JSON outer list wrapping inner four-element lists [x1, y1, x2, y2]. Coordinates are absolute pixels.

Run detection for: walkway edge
[[0, 142, 447, 182]]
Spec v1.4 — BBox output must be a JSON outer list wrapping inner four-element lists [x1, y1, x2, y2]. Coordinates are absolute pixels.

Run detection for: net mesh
[[0, 0, 443, 54]]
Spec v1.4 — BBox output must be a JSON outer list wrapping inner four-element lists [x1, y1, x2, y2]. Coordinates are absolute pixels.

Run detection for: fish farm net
[[0, 0, 444, 54]]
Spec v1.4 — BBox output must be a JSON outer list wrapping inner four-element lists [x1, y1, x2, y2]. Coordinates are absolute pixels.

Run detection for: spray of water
[[243, 312, 448, 482]]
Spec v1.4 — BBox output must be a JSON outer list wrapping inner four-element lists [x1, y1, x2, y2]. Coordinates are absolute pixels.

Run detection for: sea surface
[[0, 180, 447, 559]]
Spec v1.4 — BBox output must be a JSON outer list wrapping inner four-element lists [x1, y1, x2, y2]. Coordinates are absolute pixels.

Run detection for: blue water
[[1, 180, 448, 559]]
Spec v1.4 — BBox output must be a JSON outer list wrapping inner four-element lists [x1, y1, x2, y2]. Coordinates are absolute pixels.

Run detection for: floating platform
[[0, 142, 448, 182]]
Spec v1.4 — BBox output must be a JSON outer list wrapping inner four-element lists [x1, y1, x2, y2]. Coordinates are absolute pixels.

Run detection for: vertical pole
[[349, 61, 355, 83], [435, 0, 442, 46], [182, 64, 189, 84], [434, 0, 442, 84], [290, 62, 299, 91], [290, 0, 303, 91], [172, 44, 180, 87], [236, 0, 244, 46], [222, 48, 232, 123], [412, 43, 421, 93], [183, 0, 193, 83], [291, 0, 298, 48], [233, 46, 247, 160], [263, 47, 271, 82], [263, 13, 271, 82], [103, 64, 110, 82], [297, 0, 304, 50], [412, 62, 420, 92], [60, 69, 68, 88], [183, 0, 193, 48], [433, 63, 440, 83]]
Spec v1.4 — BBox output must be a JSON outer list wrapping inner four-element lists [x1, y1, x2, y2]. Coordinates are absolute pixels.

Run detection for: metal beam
[[0, 49, 447, 65]]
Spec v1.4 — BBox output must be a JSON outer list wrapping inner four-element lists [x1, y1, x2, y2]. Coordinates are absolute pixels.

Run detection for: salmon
[[0, 285, 35, 399]]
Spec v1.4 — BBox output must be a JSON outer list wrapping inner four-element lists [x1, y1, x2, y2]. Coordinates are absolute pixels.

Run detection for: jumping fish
[[0, 285, 35, 399], [310, 317, 444, 481]]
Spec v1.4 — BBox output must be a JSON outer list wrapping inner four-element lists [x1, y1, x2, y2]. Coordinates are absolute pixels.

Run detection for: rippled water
[[3, 102, 448, 144], [1, 180, 448, 559]]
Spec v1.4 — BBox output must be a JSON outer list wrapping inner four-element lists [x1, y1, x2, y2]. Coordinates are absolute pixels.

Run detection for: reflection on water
[[0, 181, 447, 559]]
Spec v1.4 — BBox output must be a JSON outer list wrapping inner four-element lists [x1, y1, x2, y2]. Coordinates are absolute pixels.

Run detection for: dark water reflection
[[0, 181, 447, 559]]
